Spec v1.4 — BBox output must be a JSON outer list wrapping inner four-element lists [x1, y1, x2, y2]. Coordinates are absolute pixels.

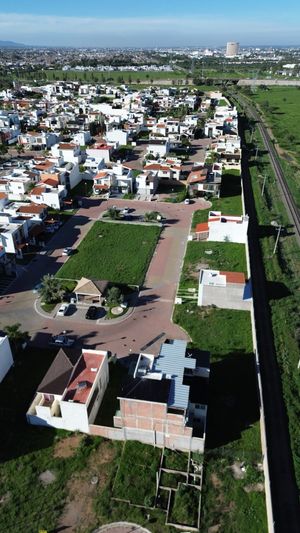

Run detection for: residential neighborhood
[[1, 15, 299, 532]]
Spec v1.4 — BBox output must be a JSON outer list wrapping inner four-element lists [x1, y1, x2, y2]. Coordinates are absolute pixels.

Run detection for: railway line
[[234, 93, 300, 242]]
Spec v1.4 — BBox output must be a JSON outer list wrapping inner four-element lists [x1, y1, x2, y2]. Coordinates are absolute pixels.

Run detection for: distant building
[[225, 42, 239, 57]]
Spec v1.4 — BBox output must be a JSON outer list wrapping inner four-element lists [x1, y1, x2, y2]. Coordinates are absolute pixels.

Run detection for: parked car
[[85, 305, 98, 319], [62, 247, 73, 256], [57, 303, 70, 316], [49, 334, 75, 347], [184, 198, 190, 205], [122, 207, 129, 215]]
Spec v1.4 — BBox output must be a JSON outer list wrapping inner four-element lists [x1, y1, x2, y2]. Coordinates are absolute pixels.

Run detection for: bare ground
[[54, 434, 83, 459], [57, 440, 116, 533]]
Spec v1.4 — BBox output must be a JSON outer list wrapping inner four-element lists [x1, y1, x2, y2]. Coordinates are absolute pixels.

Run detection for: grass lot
[[179, 241, 247, 290], [174, 304, 252, 356], [173, 287, 267, 532], [169, 485, 200, 527], [249, 87, 300, 208], [241, 115, 300, 489], [57, 221, 160, 286], [112, 441, 161, 507], [192, 169, 243, 229], [163, 449, 189, 472]]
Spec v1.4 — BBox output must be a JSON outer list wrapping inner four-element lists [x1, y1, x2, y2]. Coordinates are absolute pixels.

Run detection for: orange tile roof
[[18, 203, 47, 214], [30, 186, 46, 195], [0, 192, 7, 200], [63, 352, 106, 404], [221, 271, 245, 284], [195, 222, 209, 233]]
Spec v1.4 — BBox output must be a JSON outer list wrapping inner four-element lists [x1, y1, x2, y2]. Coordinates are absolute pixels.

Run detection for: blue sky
[[1, 1, 300, 47]]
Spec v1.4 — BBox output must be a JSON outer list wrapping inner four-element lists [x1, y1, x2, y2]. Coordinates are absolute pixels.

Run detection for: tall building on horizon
[[225, 41, 239, 57]]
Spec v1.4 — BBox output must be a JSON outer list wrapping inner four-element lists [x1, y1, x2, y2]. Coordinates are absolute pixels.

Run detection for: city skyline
[[0, 0, 300, 47]]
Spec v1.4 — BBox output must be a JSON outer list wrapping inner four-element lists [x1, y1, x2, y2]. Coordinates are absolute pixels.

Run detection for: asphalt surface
[[0, 197, 210, 357]]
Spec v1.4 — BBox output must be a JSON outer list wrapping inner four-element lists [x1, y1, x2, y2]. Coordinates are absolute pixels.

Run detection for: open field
[[179, 241, 247, 290], [192, 169, 243, 229], [57, 221, 160, 286], [249, 87, 300, 208]]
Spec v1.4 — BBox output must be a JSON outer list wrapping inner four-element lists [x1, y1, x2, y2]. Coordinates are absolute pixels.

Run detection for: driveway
[[0, 197, 210, 357]]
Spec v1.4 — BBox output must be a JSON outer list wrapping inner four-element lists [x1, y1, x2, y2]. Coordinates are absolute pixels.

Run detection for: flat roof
[[63, 351, 106, 404]]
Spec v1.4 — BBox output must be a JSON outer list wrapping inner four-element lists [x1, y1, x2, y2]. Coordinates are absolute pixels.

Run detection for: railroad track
[[232, 93, 300, 241]]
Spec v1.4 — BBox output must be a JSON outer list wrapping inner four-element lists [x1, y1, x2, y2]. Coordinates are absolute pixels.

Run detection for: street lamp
[[271, 220, 283, 256]]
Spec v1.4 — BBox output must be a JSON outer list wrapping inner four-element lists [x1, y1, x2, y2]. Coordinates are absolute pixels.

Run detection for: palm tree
[[39, 275, 65, 304], [3, 323, 29, 356]]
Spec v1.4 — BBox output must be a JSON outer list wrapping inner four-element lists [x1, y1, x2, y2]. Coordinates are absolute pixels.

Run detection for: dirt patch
[[208, 525, 221, 533], [210, 473, 222, 489], [0, 492, 10, 505], [230, 462, 246, 480], [244, 482, 265, 493], [39, 470, 57, 485], [54, 434, 83, 459], [57, 440, 116, 533]]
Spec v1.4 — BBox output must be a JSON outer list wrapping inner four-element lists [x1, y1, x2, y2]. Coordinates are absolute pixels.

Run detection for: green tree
[[107, 207, 120, 220], [39, 274, 65, 304], [15, 143, 25, 155], [106, 286, 124, 306], [3, 323, 29, 355]]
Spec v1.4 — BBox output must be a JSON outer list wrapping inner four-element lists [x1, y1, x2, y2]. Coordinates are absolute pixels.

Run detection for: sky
[[0, 0, 300, 47]]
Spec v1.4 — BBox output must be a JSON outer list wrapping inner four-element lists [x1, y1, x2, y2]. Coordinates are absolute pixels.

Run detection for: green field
[[179, 241, 247, 290], [40, 69, 185, 83], [250, 87, 300, 207], [57, 221, 160, 286]]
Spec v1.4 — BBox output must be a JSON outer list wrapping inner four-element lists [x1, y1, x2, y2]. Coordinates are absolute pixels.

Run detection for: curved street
[[0, 197, 209, 356]]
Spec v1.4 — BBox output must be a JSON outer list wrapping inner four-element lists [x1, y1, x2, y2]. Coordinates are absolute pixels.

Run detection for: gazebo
[[74, 277, 110, 305]]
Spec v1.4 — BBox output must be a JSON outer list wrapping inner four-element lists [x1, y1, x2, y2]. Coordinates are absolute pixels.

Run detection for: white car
[[122, 207, 129, 215], [184, 198, 190, 205], [62, 247, 73, 256], [57, 303, 70, 316]]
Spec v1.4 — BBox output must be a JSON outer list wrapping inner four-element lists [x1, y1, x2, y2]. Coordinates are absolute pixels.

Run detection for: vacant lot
[[180, 241, 247, 290], [173, 301, 267, 531], [112, 441, 161, 507], [57, 221, 160, 286]]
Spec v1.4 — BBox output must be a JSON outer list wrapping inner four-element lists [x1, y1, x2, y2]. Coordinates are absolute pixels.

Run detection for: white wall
[[0, 336, 13, 383]]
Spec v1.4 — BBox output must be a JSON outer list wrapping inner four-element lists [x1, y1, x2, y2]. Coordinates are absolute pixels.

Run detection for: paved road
[[0, 197, 210, 357], [240, 120, 300, 533]]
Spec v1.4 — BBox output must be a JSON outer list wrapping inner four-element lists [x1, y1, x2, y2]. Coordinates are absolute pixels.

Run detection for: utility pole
[[255, 145, 259, 160], [272, 225, 282, 256], [261, 175, 267, 196]]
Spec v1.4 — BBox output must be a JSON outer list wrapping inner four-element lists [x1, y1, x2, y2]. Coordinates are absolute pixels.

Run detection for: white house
[[135, 171, 159, 198], [0, 213, 30, 258], [0, 336, 14, 383], [147, 139, 170, 158], [198, 269, 252, 311], [51, 143, 83, 164], [18, 131, 58, 149], [195, 211, 249, 243], [86, 143, 113, 164], [27, 348, 109, 433], [105, 129, 128, 146]]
